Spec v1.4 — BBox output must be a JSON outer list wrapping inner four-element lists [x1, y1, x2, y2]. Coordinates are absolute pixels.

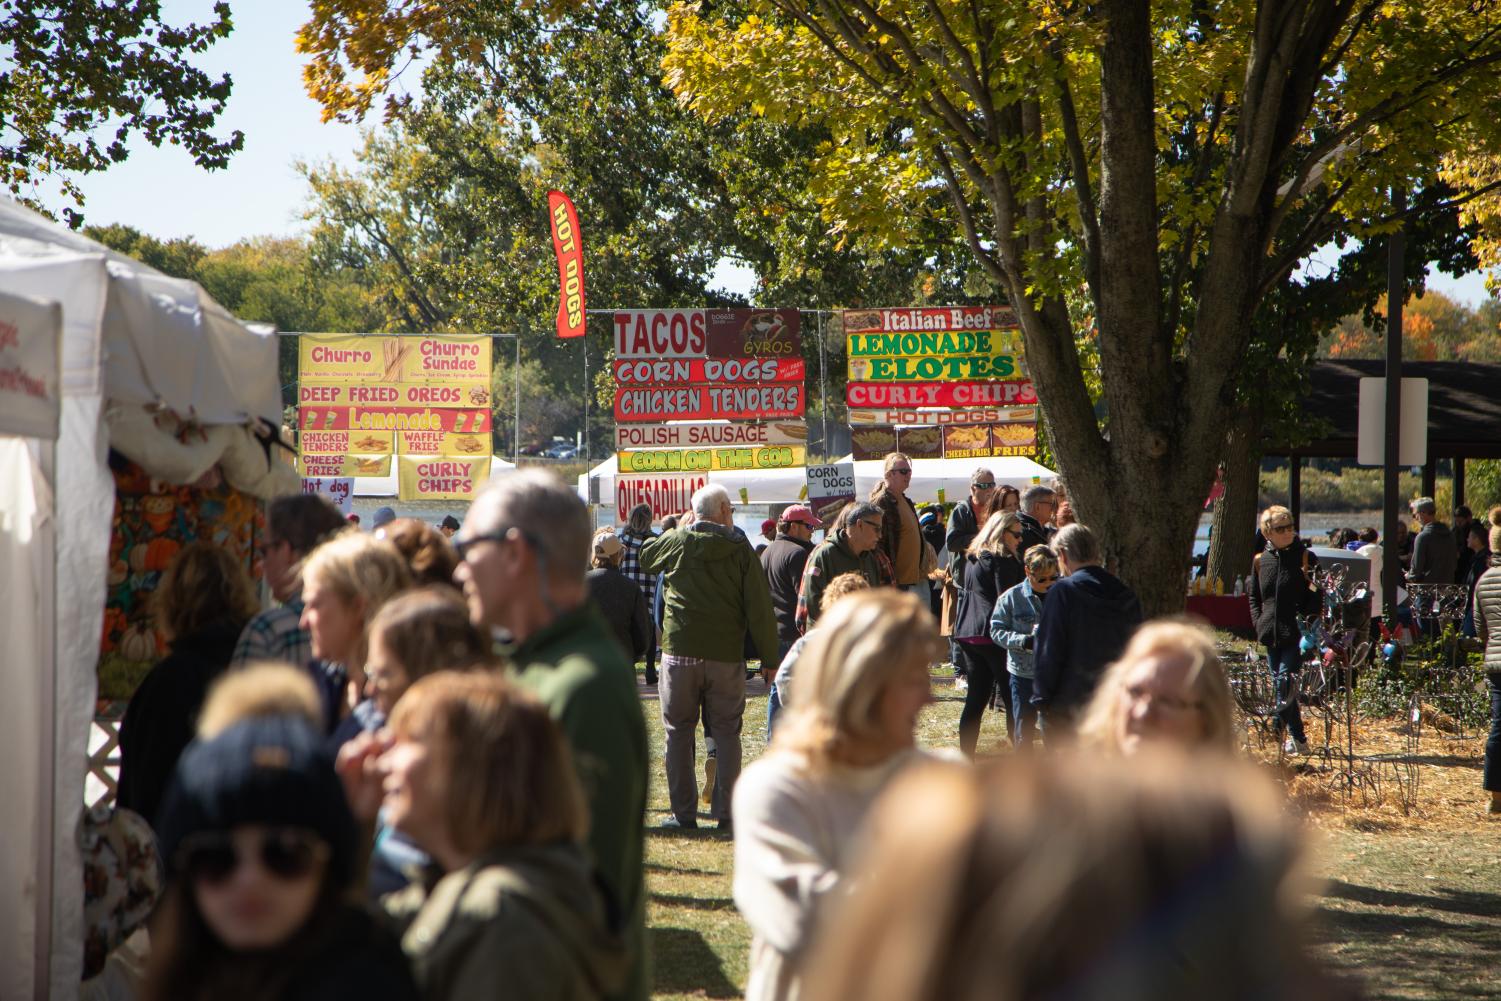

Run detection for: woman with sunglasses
[[952, 511, 1027, 755], [990, 545, 1060, 748], [1248, 505, 1320, 756], [147, 714, 417, 1001]]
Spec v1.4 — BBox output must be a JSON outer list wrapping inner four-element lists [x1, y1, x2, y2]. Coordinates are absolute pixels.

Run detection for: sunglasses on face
[[1033, 573, 1060, 583], [859, 519, 882, 531], [178, 828, 329, 885], [1269, 523, 1295, 533], [973, 481, 996, 489], [890, 467, 913, 475]]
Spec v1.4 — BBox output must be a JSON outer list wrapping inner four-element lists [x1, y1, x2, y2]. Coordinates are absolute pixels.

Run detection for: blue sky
[[40, 2, 1493, 308]]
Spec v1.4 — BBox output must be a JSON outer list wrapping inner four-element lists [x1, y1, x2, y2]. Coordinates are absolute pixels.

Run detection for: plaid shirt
[[618, 529, 658, 604], [230, 597, 312, 669]]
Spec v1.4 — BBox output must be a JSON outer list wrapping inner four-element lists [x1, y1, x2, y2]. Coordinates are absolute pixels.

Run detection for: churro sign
[[299, 334, 492, 391]]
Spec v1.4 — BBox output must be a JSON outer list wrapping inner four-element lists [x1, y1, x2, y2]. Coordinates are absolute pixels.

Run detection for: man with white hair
[[453, 469, 649, 1001], [1031, 523, 1142, 738], [640, 482, 779, 830], [1017, 484, 1056, 554]]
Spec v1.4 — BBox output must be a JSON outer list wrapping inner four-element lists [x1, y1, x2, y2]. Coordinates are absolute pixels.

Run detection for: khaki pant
[[661, 654, 745, 823]]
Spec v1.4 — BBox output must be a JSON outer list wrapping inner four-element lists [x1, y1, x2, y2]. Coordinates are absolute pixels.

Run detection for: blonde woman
[[1077, 620, 1237, 755], [336, 672, 625, 1000], [298, 530, 412, 742], [733, 589, 943, 1001], [1248, 505, 1319, 755], [952, 511, 1026, 755], [801, 753, 1348, 1001]]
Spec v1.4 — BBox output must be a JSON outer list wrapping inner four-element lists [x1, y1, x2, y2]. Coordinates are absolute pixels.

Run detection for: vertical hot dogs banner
[[297, 333, 495, 500], [612, 308, 809, 512], [843, 305, 1040, 460]]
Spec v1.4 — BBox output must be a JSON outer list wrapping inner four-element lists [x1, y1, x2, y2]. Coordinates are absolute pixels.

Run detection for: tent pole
[[35, 437, 56, 1000], [817, 310, 828, 457], [1382, 187, 1406, 631]]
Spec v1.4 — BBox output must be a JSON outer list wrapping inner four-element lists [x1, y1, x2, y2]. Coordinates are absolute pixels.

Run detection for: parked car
[[544, 443, 579, 460], [519, 441, 549, 456]]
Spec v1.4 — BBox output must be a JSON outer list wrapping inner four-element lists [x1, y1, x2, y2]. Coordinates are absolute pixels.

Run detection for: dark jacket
[[586, 567, 652, 661], [1032, 565, 1142, 711], [953, 550, 1025, 641], [945, 501, 985, 577], [504, 604, 649, 1001], [117, 621, 242, 831], [1411, 520, 1459, 585], [1015, 511, 1052, 559], [873, 487, 921, 579], [799, 529, 882, 629], [761, 533, 815, 648], [383, 842, 627, 1001], [639, 522, 779, 666], [1248, 539, 1320, 649]]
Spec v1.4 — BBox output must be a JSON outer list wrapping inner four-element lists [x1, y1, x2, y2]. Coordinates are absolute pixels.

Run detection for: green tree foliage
[[660, 0, 1501, 614], [296, 1, 980, 453], [1, 2, 243, 225]]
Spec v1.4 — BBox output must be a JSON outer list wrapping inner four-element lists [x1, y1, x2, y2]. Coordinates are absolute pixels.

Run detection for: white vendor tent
[[0, 197, 289, 1001], [580, 453, 814, 506], [844, 454, 1057, 504]]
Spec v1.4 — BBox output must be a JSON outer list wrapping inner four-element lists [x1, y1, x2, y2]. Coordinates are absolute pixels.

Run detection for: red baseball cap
[[780, 504, 823, 529]]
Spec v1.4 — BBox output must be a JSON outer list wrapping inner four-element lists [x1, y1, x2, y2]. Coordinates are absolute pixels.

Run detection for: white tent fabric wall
[[0, 196, 285, 1001]]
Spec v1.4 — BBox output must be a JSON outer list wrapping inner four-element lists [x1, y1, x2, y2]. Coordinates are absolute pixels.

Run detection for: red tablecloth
[[1184, 594, 1254, 631]]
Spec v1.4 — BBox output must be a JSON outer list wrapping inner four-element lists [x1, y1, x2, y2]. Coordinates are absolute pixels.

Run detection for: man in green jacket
[[640, 483, 778, 831], [798, 500, 884, 630], [454, 470, 650, 1001]]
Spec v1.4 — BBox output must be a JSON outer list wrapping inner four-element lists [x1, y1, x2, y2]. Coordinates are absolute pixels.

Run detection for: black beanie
[[155, 715, 358, 888]]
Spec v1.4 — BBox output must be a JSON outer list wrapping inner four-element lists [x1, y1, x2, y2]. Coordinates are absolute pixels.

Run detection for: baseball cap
[[440, 515, 461, 531], [761, 518, 778, 534], [781, 504, 823, 529], [594, 531, 624, 558], [372, 506, 397, 528]]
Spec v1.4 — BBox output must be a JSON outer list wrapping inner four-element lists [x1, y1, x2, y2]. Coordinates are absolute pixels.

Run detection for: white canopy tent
[[0, 197, 286, 1001], [843, 454, 1057, 504]]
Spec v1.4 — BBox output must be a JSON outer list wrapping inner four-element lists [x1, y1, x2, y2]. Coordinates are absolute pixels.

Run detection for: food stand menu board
[[297, 334, 495, 490], [842, 306, 1039, 460]]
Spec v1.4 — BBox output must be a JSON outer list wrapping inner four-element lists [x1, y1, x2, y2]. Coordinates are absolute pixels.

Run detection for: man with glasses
[[453, 469, 650, 1001], [873, 452, 926, 597], [799, 501, 885, 630], [640, 483, 779, 832], [1017, 485, 1056, 554], [231, 494, 348, 670]]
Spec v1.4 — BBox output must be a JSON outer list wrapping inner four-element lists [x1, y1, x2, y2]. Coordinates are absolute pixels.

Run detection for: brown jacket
[[872, 487, 920, 582]]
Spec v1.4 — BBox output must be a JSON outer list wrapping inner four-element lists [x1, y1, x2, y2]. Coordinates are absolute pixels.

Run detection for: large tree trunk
[[1207, 411, 1262, 592]]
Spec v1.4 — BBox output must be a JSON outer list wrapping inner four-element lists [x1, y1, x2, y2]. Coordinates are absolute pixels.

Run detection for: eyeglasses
[[1033, 573, 1060, 583], [973, 481, 996, 489], [178, 828, 329, 885], [890, 467, 912, 475], [859, 519, 882, 531], [454, 525, 541, 562]]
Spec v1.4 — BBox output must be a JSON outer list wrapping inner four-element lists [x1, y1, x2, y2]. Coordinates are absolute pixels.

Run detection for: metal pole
[[583, 323, 590, 471], [1382, 187, 1406, 630], [515, 330, 522, 466], [817, 310, 829, 458]]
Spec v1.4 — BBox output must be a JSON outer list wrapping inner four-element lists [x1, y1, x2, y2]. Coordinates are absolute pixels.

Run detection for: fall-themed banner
[[397, 455, 493, 501], [548, 191, 586, 339]]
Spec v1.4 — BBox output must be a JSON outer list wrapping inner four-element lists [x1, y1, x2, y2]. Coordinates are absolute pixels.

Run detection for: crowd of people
[[90, 454, 1501, 999]]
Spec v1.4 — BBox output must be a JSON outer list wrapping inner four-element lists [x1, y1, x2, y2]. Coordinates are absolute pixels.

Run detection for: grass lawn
[[635, 670, 1501, 1000]]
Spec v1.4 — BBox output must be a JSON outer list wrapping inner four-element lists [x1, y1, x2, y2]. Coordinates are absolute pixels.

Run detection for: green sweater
[[639, 523, 780, 666], [505, 604, 649, 1001]]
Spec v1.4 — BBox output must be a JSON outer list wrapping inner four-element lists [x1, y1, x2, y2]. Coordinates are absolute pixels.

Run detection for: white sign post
[[1356, 377, 1428, 466]]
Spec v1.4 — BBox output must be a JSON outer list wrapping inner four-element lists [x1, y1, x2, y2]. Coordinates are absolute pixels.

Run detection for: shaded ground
[[636, 668, 1499, 1000]]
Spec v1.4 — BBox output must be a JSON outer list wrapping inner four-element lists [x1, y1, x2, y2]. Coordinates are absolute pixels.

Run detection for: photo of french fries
[[943, 425, 990, 449], [992, 422, 1037, 446]]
